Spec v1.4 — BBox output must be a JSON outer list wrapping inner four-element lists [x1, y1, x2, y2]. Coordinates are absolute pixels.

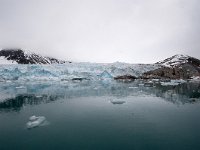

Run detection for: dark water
[[0, 80, 200, 150]]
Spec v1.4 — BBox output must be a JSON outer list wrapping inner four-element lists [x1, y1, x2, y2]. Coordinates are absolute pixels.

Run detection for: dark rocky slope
[[142, 54, 200, 79], [0, 49, 70, 64]]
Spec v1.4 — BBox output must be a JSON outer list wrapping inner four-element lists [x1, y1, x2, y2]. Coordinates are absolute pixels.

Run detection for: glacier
[[0, 63, 160, 82]]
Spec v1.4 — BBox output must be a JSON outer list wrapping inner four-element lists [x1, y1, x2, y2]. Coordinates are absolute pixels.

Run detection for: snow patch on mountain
[[156, 54, 190, 67], [0, 56, 17, 64], [0, 49, 69, 64]]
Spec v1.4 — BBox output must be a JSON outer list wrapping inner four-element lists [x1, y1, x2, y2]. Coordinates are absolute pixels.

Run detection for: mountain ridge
[[0, 49, 70, 64], [0, 49, 199, 80], [143, 54, 200, 79], [0, 49, 199, 66], [156, 54, 200, 68]]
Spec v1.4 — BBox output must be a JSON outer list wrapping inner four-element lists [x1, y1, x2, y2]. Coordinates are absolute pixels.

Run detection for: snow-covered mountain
[[142, 54, 200, 79], [0, 49, 70, 64], [156, 54, 200, 67]]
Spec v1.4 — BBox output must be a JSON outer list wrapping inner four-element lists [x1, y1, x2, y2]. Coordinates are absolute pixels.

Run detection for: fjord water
[[0, 81, 200, 150]]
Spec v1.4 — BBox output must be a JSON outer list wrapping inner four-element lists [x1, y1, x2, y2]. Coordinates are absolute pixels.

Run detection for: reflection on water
[[0, 80, 200, 112], [0, 94, 60, 112], [1, 80, 200, 150]]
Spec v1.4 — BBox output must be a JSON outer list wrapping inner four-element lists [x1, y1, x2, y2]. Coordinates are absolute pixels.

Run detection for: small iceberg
[[161, 79, 186, 86], [152, 79, 159, 82], [190, 76, 200, 82], [110, 100, 126, 105], [129, 86, 138, 89], [26, 115, 49, 129], [15, 86, 26, 89], [35, 95, 43, 98], [160, 82, 179, 86], [144, 81, 154, 87]]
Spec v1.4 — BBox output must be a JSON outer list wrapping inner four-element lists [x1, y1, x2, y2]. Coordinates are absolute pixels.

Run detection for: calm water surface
[[0, 81, 200, 150]]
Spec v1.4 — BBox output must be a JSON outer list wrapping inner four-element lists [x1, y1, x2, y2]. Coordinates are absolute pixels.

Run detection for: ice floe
[[35, 95, 43, 98], [190, 76, 200, 82], [128, 86, 138, 89], [15, 86, 26, 89], [26, 115, 49, 129], [160, 79, 186, 86]]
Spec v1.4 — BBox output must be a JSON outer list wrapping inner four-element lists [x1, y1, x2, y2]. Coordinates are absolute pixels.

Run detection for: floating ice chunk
[[152, 79, 159, 82], [129, 86, 138, 89], [144, 81, 154, 87], [16, 86, 26, 89], [173, 79, 186, 83], [161, 82, 179, 86], [26, 116, 48, 129], [35, 95, 43, 98], [190, 76, 200, 82], [161, 79, 186, 86], [191, 76, 200, 80], [110, 100, 126, 105]]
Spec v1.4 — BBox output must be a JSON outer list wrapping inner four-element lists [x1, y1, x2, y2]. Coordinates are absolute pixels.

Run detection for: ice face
[[99, 70, 113, 79], [0, 63, 160, 82]]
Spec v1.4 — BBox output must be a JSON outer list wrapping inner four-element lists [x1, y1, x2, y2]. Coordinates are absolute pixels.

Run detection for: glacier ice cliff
[[0, 63, 160, 82]]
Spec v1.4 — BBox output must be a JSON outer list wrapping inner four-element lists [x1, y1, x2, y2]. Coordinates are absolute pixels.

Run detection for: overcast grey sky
[[0, 0, 199, 63]]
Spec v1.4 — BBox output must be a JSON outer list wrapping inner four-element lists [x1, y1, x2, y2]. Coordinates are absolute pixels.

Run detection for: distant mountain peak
[[0, 49, 70, 64], [143, 54, 200, 79], [156, 54, 196, 67]]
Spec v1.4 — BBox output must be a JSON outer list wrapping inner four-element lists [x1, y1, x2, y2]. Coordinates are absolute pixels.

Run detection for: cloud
[[0, 0, 199, 63]]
